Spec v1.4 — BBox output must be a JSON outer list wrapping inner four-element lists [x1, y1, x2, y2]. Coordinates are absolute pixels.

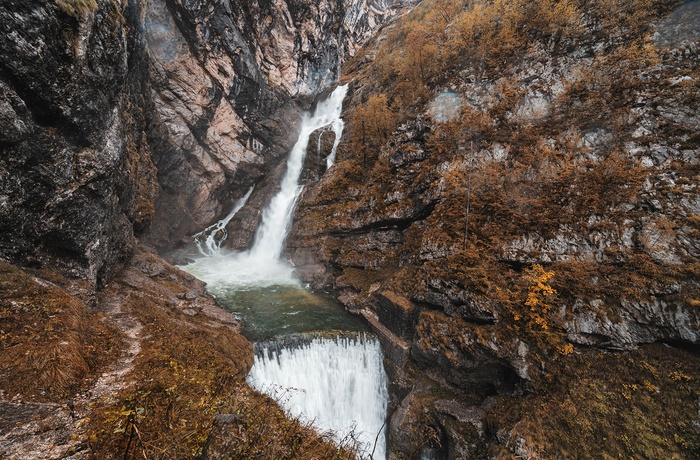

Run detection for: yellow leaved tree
[[523, 264, 556, 331], [515, 264, 573, 355]]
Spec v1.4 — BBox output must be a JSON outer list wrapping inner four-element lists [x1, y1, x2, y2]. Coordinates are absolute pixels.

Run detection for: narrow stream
[[181, 85, 389, 458]]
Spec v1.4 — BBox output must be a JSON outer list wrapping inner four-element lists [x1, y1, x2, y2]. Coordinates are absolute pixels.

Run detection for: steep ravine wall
[[288, 0, 700, 457], [0, 0, 403, 283], [142, 0, 408, 252], [0, 0, 157, 287]]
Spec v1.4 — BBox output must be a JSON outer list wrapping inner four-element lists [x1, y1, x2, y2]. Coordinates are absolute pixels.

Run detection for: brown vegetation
[[291, 0, 699, 456], [486, 344, 700, 459], [0, 262, 121, 401], [0, 256, 357, 459], [56, 0, 98, 17]]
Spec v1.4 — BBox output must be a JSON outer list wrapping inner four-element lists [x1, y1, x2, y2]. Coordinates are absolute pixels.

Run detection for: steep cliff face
[[0, 0, 403, 283], [289, 0, 700, 457], [0, 0, 157, 287], [142, 0, 406, 251]]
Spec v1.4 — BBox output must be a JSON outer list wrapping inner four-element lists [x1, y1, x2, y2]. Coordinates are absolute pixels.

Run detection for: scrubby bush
[[57, 0, 98, 17]]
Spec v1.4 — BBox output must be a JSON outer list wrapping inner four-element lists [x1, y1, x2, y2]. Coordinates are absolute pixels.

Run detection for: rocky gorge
[[0, 0, 403, 458], [1, 0, 699, 459]]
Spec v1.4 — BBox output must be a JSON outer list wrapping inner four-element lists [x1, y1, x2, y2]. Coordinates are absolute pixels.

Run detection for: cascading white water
[[193, 186, 254, 256], [248, 334, 388, 459], [183, 85, 389, 458], [421, 447, 440, 460], [325, 115, 345, 169], [185, 85, 349, 286], [248, 84, 348, 261]]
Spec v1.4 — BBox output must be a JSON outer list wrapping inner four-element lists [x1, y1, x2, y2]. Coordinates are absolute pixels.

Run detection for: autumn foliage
[[288, 0, 700, 457], [520, 264, 556, 331], [306, 0, 697, 362]]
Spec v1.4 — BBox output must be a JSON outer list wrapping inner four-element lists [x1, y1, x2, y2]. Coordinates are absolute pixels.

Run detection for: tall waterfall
[[248, 334, 388, 459], [185, 85, 349, 287], [182, 85, 388, 459], [248, 84, 348, 261]]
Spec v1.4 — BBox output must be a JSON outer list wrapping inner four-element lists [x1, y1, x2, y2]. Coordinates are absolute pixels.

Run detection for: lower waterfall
[[248, 333, 388, 459]]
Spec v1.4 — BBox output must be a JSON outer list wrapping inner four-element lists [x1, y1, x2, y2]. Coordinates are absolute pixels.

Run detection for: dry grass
[[86, 257, 359, 459], [0, 262, 121, 401], [56, 0, 98, 17]]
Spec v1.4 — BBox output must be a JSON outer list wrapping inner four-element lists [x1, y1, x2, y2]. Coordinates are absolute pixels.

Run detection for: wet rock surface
[[0, 0, 157, 287], [303, 127, 337, 183]]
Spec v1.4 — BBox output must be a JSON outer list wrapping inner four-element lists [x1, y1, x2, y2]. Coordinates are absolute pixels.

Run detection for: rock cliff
[[289, 0, 700, 457], [0, 0, 403, 283], [142, 0, 407, 251], [0, 0, 157, 287]]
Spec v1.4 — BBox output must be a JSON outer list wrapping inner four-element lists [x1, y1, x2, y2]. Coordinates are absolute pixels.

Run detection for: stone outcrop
[[0, 0, 157, 287]]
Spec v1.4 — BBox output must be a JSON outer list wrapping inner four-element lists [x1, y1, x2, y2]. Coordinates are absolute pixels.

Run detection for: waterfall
[[248, 84, 348, 261], [193, 186, 254, 256], [325, 115, 345, 169], [183, 85, 389, 458], [421, 447, 440, 460], [248, 333, 388, 459], [184, 85, 350, 287]]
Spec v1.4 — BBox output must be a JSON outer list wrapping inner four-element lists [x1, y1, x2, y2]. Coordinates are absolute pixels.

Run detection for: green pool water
[[179, 253, 367, 341]]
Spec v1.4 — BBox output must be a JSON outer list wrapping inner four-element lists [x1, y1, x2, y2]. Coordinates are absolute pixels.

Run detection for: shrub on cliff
[[56, 0, 98, 17]]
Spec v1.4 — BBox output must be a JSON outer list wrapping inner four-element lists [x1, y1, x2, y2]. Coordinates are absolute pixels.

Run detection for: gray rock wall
[[0, 0, 157, 286], [143, 0, 404, 250], [0, 0, 401, 283]]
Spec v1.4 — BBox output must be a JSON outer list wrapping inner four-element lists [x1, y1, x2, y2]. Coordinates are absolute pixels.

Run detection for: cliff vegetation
[[289, 0, 700, 457]]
